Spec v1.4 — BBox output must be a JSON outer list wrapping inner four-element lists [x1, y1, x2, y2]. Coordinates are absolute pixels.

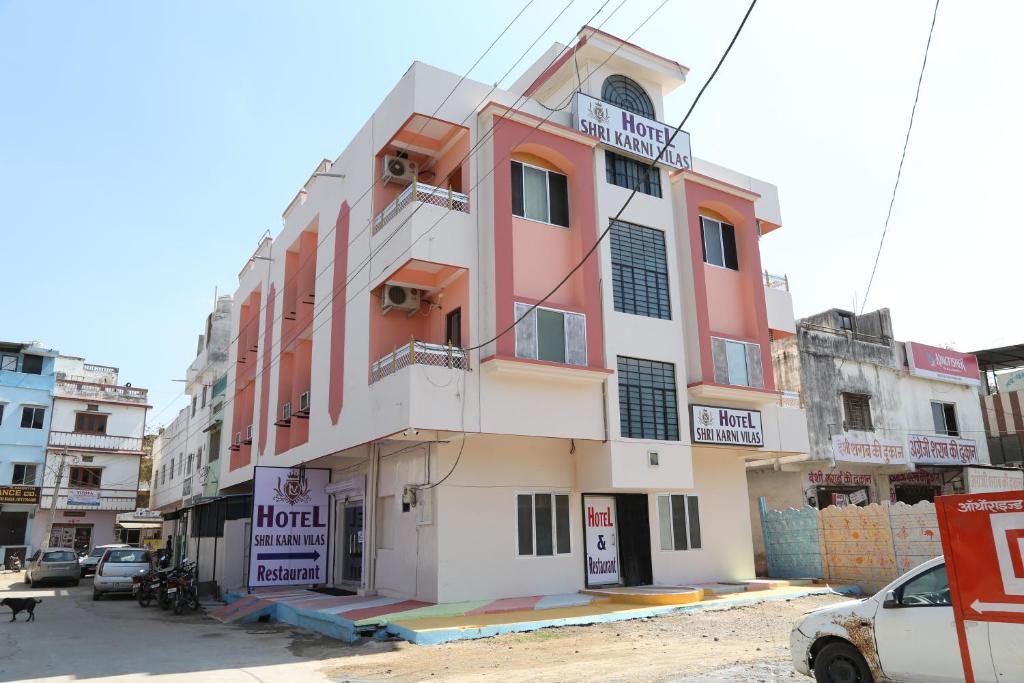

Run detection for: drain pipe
[[365, 442, 381, 595]]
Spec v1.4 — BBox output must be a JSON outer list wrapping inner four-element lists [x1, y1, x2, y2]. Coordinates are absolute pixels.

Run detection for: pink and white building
[[216, 27, 808, 602]]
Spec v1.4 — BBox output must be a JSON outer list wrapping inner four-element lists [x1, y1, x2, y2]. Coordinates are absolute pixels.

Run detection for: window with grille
[[602, 75, 655, 118], [617, 356, 679, 440], [605, 151, 662, 198], [700, 216, 739, 270], [516, 492, 571, 556], [611, 220, 671, 320], [657, 494, 701, 551], [931, 401, 959, 437], [511, 161, 569, 227], [843, 393, 873, 431]]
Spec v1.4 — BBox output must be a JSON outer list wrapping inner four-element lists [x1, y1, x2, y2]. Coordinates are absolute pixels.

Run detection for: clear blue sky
[[3, 1, 1021, 427]]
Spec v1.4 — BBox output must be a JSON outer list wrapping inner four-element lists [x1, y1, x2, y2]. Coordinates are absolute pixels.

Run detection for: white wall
[[49, 398, 147, 439]]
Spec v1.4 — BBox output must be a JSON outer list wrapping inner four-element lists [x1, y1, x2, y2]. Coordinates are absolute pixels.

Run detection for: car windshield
[[42, 551, 76, 562], [89, 547, 108, 557], [104, 549, 151, 564]]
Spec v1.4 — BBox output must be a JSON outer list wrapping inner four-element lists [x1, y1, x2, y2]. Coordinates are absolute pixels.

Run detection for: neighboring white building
[[34, 357, 150, 553], [210, 26, 810, 602]]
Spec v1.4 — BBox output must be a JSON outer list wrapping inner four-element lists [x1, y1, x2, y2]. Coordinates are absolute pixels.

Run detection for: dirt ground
[[292, 593, 851, 682]]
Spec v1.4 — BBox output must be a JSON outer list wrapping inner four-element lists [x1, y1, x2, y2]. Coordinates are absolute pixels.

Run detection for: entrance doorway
[[892, 485, 940, 505], [582, 493, 652, 588], [340, 501, 364, 584]]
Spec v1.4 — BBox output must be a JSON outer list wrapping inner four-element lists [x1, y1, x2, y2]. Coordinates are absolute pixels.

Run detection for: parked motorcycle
[[132, 567, 162, 607], [169, 560, 199, 615], [9, 555, 22, 572]]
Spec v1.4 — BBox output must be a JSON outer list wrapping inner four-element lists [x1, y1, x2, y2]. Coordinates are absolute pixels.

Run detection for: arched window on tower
[[602, 75, 655, 118]]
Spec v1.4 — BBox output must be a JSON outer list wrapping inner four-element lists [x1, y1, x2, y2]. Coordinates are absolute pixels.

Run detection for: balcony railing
[[55, 379, 148, 404], [371, 341, 470, 383], [372, 181, 470, 235], [779, 390, 803, 409], [763, 271, 789, 291], [49, 431, 144, 452]]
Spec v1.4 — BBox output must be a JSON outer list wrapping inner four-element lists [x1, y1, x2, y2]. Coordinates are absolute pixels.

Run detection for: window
[[0, 404, 4, 426], [606, 151, 662, 198], [843, 393, 873, 431], [618, 356, 679, 440], [12, 464, 37, 486], [191, 396, 197, 417], [898, 564, 950, 607], [21, 355, 43, 375], [104, 549, 152, 564], [511, 160, 569, 227], [514, 303, 587, 365], [186, 453, 193, 475], [169, 458, 174, 481], [837, 312, 854, 331], [160, 464, 166, 485], [516, 493, 570, 556], [711, 337, 763, 388], [178, 455, 183, 476], [208, 428, 221, 463], [611, 220, 671, 319], [42, 550, 77, 563], [74, 412, 108, 434], [0, 355, 17, 372], [69, 466, 102, 488], [931, 402, 959, 437], [20, 406, 45, 430], [201, 385, 208, 409], [657, 494, 702, 551], [445, 307, 462, 347], [602, 74, 655, 118], [699, 216, 739, 270]]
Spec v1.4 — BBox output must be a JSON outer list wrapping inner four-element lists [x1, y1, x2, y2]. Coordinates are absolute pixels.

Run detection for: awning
[[116, 520, 163, 530], [202, 419, 222, 434]]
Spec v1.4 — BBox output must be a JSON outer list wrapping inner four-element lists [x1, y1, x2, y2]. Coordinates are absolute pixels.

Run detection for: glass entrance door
[[341, 502, 363, 583]]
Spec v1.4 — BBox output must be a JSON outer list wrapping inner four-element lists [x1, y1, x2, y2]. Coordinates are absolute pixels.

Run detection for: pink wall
[[329, 203, 350, 425], [257, 284, 276, 457], [492, 116, 603, 367], [683, 178, 775, 391], [230, 288, 261, 471]]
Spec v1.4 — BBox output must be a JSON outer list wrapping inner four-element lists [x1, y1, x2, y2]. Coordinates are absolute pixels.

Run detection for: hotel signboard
[[574, 93, 691, 170], [691, 405, 763, 447]]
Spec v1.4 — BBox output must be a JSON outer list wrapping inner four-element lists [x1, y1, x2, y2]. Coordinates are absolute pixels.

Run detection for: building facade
[[214, 27, 809, 601], [747, 307, 1004, 573], [0, 342, 58, 566], [34, 357, 150, 554]]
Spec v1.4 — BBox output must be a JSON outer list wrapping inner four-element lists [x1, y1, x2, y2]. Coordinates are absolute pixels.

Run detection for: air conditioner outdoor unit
[[282, 402, 292, 421], [381, 285, 421, 315], [299, 391, 310, 414], [382, 155, 418, 185], [245, 424, 254, 443], [234, 432, 242, 447]]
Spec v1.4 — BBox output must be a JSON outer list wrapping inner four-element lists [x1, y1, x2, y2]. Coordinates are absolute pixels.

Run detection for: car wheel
[[23, 573, 30, 585], [92, 590, 101, 601], [70, 579, 80, 587], [814, 641, 874, 683]]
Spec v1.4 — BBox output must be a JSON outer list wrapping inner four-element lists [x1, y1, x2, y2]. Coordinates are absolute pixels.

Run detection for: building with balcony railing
[[211, 26, 809, 601], [33, 356, 150, 555], [0, 341, 59, 566]]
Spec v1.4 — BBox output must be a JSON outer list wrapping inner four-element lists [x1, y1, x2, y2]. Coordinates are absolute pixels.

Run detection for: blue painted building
[[0, 341, 58, 565]]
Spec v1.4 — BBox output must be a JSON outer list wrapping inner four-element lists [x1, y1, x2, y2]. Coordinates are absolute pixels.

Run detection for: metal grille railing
[[764, 271, 789, 290], [371, 341, 471, 383], [372, 181, 470, 234], [779, 390, 803, 409]]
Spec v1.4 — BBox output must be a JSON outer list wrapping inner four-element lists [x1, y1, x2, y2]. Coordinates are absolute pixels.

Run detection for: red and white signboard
[[583, 495, 619, 586], [936, 490, 1024, 682], [906, 342, 981, 386]]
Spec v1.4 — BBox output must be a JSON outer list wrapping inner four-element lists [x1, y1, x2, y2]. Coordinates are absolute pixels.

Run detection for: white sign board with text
[[575, 93, 691, 170], [248, 466, 330, 589], [966, 467, 1024, 494], [831, 434, 910, 465], [584, 496, 619, 586], [691, 405, 763, 448]]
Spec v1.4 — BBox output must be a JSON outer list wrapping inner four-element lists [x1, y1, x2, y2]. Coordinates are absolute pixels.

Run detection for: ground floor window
[[656, 494, 701, 551], [516, 492, 570, 557]]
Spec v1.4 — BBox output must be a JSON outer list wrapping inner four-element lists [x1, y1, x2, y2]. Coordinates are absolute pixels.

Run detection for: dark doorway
[[816, 486, 870, 509], [341, 502, 364, 583], [893, 485, 940, 505], [445, 308, 462, 347], [615, 494, 652, 587], [0, 512, 27, 547]]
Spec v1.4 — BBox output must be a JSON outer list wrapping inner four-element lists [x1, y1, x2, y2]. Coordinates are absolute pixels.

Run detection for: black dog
[[1, 598, 41, 622]]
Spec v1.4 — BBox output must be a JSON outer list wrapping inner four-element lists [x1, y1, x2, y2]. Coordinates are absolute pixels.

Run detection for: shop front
[[0, 485, 40, 567]]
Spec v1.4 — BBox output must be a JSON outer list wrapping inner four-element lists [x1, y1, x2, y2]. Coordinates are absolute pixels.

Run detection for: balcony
[[763, 271, 796, 335], [49, 431, 144, 453], [371, 341, 470, 383], [54, 379, 149, 405], [373, 181, 469, 235]]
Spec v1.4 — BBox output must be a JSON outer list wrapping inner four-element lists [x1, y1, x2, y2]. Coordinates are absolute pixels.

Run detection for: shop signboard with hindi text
[[574, 93, 691, 170], [906, 342, 981, 386], [966, 467, 1024, 494], [830, 434, 909, 465], [908, 434, 980, 465], [248, 466, 330, 589]]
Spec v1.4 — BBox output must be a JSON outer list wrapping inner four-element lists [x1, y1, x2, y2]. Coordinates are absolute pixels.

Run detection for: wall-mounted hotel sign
[[0, 486, 40, 505], [691, 405, 764, 447], [575, 93, 692, 170]]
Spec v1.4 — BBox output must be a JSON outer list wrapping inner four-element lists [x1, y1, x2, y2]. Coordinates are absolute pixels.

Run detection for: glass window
[[838, 312, 854, 331], [711, 337, 762, 388], [899, 564, 950, 606], [21, 355, 43, 375], [725, 341, 750, 387], [931, 402, 959, 437], [617, 356, 679, 441], [657, 494, 702, 551], [20, 407, 45, 430], [511, 161, 570, 227], [69, 466, 102, 488], [12, 464, 36, 486], [606, 151, 662, 198], [516, 493, 571, 556], [602, 75, 655, 118], [700, 216, 739, 270], [74, 412, 108, 434], [843, 393, 873, 431], [513, 303, 586, 366], [104, 549, 152, 564], [42, 551, 77, 562], [1, 355, 18, 372], [611, 220, 670, 319]]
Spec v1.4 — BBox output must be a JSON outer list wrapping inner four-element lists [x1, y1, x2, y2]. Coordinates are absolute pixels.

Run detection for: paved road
[[0, 571, 333, 682]]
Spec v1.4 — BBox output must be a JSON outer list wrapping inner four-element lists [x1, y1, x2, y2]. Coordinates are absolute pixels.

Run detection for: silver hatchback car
[[25, 549, 80, 587]]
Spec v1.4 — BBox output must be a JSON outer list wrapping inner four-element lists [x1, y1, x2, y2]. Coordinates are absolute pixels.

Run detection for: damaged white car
[[790, 556, 1024, 682]]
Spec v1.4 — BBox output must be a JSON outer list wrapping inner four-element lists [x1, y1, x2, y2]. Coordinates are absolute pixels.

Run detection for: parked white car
[[791, 556, 1024, 682], [93, 547, 154, 600]]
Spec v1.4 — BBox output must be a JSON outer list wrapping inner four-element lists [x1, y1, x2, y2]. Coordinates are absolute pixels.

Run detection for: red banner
[[906, 342, 981, 386]]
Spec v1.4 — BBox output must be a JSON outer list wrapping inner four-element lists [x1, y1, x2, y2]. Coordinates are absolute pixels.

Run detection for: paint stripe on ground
[[322, 596, 403, 615], [466, 595, 542, 615], [345, 600, 433, 624], [534, 593, 597, 610]]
